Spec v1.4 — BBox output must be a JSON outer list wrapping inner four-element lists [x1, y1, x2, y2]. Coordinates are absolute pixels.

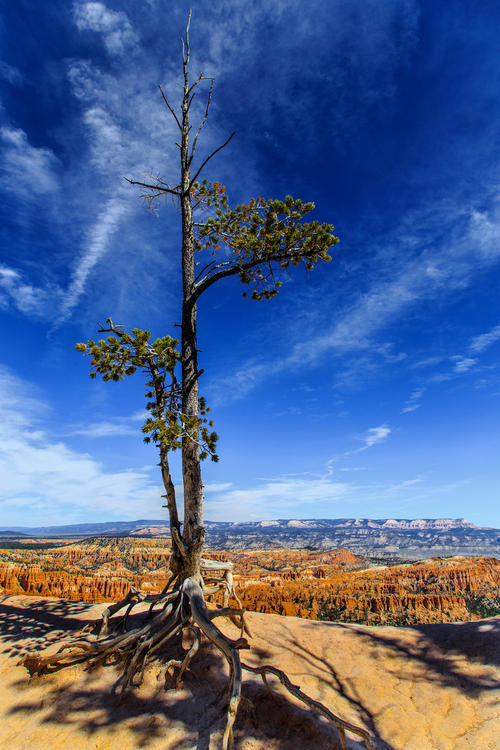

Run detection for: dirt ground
[[0, 594, 498, 749]]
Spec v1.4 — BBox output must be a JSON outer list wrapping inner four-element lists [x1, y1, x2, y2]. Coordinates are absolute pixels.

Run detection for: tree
[[21, 14, 372, 750]]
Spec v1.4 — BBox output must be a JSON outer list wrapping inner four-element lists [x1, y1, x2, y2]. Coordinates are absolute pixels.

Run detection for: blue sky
[[1, 0, 499, 528]]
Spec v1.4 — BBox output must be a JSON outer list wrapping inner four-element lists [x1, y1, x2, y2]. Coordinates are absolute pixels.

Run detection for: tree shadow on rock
[[0, 597, 95, 659], [256, 635, 395, 750], [7, 620, 350, 749], [334, 618, 500, 698]]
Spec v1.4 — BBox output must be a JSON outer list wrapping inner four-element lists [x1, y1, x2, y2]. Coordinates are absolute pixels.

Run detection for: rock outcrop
[[0, 564, 131, 603], [0, 538, 498, 624]]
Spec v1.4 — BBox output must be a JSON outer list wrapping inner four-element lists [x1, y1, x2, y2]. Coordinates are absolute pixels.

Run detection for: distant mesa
[[0, 517, 482, 537], [379, 518, 476, 530], [0, 517, 498, 561]]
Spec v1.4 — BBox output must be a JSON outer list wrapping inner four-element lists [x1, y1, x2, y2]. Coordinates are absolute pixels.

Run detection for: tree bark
[[159, 444, 184, 577], [179, 39, 204, 581]]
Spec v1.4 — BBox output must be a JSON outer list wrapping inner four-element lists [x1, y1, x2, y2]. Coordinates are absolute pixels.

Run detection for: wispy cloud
[[204, 482, 233, 493], [202, 467, 456, 523], [0, 127, 60, 196], [74, 2, 138, 55], [205, 474, 354, 521], [211, 194, 500, 402], [327, 423, 392, 470], [69, 420, 138, 438], [0, 0, 423, 336], [401, 388, 424, 414], [0, 365, 162, 525], [411, 356, 444, 370], [55, 197, 128, 327], [362, 424, 391, 448], [0, 265, 56, 317], [430, 323, 500, 383], [69, 409, 148, 438], [0, 61, 24, 86], [387, 477, 424, 492], [451, 355, 478, 374], [470, 324, 500, 354], [293, 202, 500, 366], [197, 0, 420, 150], [47, 22, 181, 326]]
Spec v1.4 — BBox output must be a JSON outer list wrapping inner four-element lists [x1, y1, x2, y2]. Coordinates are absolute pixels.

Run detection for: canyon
[[0, 536, 498, 625], [2, 517, 498, 560]]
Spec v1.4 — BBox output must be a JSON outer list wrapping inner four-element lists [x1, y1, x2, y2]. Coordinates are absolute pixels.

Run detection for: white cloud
[[49, 45, 181, 326], [83, 106, 127, 171], [326, 423, 392, 471], [198, 0, 420, 146], [411, 356, 444, 370], [70, 420, 139, 438], [203, 482, 233, 493], [0, 366, 162, 525], [0, 61, 24, 85], [55, 197, 127, 326], [401, 388, 424, 414], [74, 2, 138, 55], [363, 424, 391, 448], [452, 355, 478, 374], [131, 409, 148, 422], [204, 474, 354, 521], [210, 195, 500, 402], [0, 265, 59, 318], [297, 202, 500, 365], [469, 209, 500, 261], [212, 361, 269, 404], [426, 324, 500, 384], [388, 477, 424, 492], [470, 324, 500, 354], [68, 410, 149, 438], [0, 127, 60, 196]]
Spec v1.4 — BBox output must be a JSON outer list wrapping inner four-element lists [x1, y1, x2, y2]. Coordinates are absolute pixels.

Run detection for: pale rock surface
[[0, 595, 498, 749]]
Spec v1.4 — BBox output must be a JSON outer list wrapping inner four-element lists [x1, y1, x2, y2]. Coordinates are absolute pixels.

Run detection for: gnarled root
[[18, 571, 371, 750], [241, 662, 374, 750]]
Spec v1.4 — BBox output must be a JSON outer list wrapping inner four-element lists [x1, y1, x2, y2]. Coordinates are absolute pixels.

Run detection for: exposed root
[[182, 576, 246, 749], [18, 569, 372, 750], [241, 662, 374, 750]]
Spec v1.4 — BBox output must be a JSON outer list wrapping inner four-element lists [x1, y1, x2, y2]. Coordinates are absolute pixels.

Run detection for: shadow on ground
[[336, 618, 500, 696], [1, 597, 352, 749], [256, 616, 500, 750], [0, 596, 91, 657]]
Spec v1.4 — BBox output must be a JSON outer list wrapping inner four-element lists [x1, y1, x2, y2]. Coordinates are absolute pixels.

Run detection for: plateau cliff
[[0, 537, 498, 625]]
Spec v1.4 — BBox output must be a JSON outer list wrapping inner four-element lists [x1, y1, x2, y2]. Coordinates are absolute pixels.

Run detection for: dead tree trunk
[[179, 23, 205, 583]]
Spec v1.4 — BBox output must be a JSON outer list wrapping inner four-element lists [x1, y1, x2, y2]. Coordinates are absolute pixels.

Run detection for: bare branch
[[189, 130, 236, 188], [98, 318, 125, 336], [194, 258, 219, 282], [187, 72, 213, 98], [185, 9, 191, 63], [125, 177, 181, 197], [189, 79, 214, 165], [158, 85, 182, 132]]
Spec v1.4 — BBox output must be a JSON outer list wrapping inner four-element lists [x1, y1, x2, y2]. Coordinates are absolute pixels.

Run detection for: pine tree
[[21, 14, 372, 750]]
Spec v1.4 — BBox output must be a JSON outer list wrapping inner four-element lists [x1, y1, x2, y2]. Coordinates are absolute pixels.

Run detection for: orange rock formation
[[0, 538, 498, 624]]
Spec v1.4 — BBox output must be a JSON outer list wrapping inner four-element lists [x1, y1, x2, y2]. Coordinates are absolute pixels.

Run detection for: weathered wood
[[241, 661, 374, 750]]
